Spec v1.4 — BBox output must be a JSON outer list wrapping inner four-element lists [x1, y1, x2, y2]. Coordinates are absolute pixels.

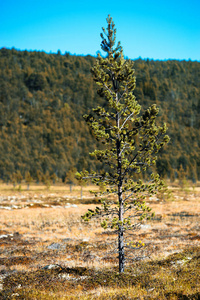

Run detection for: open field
[[0, 183, 199, 299]]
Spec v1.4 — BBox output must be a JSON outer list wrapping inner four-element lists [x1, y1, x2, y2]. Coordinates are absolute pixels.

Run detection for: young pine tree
[[77, 15, 169, 273]]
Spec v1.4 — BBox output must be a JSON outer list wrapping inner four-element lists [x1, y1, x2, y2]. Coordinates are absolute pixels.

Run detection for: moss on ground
[[1, 246, 199, 299]]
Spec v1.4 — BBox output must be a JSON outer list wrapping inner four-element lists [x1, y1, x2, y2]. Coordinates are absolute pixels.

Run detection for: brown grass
[[0, 182, 200, 299]]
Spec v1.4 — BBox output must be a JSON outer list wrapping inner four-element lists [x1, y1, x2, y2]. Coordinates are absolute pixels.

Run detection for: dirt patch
[[0, 256, 33, 266]]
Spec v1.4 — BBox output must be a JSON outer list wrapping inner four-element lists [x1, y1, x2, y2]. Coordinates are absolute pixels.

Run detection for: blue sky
[[1, 0, 200, 61]]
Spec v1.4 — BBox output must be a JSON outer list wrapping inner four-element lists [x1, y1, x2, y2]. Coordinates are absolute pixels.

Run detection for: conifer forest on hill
[[0, 47, 199, 182]]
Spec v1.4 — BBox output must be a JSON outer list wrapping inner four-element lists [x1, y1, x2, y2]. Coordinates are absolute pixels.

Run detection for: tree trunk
[[118, 195, 125, 273], [81, 186, 83, 200], [117, 127, 124, 272], [115, 90, 125, 272]]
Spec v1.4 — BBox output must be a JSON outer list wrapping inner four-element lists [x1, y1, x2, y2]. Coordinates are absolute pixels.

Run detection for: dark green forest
[[0, 48, 199, 183]]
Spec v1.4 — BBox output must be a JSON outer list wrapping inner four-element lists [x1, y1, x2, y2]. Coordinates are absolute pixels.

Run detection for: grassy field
[[0, 182, 199, 299]]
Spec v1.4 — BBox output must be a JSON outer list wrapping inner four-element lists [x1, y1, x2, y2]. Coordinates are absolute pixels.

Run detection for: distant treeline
[[0, 48, 199, 182]]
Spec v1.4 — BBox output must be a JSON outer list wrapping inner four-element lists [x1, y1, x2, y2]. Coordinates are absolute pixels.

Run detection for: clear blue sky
[[1, 0, 200, 61]]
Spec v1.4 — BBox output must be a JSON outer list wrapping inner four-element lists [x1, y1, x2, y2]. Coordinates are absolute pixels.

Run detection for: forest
[[0, 47, 199, 183]]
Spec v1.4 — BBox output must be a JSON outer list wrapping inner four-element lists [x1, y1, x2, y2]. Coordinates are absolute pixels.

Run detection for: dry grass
[[0, 183, 200, 299]]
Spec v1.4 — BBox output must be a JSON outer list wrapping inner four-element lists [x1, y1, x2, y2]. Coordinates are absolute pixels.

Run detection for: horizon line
[[1, 47, 199, 63]]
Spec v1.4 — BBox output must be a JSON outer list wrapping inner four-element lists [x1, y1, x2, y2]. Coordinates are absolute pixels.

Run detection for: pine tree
[[77, 15, 169, 273], [65, 168, 77, 192], [25, 171, 32, 190]]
